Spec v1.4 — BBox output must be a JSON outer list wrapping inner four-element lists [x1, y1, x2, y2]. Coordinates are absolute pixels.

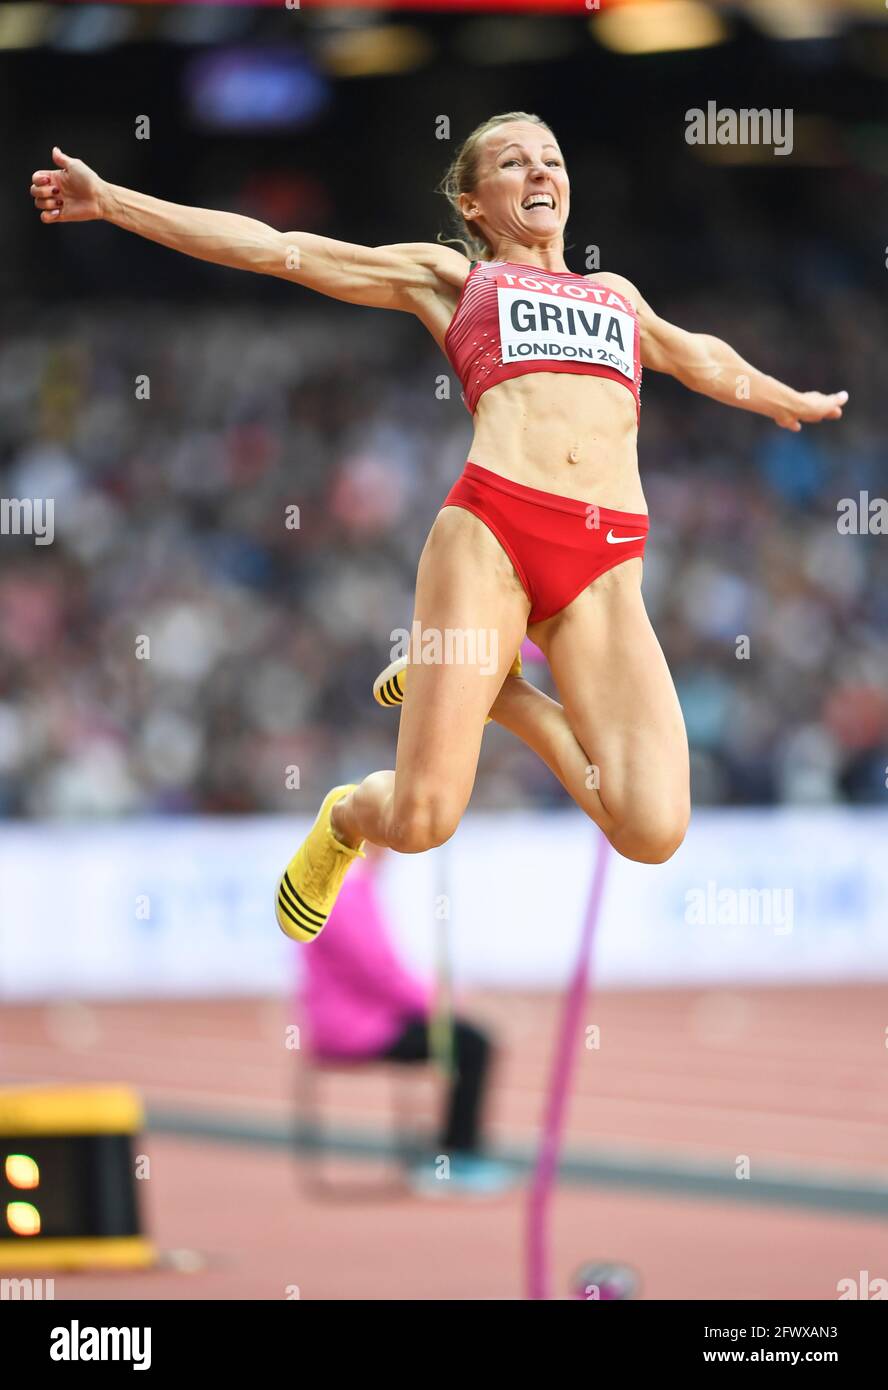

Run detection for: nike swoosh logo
[[605, 528, 646, 544]]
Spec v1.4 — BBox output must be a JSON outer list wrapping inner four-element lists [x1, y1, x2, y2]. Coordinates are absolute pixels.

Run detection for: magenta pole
[[526, 829, 612, 1300]]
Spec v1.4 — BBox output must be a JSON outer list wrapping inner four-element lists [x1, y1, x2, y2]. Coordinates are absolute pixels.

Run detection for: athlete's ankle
[[330, 795, 362, 850]]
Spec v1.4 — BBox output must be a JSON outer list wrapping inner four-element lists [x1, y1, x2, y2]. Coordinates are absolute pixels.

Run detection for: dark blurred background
[[1, 1, 886, 817]]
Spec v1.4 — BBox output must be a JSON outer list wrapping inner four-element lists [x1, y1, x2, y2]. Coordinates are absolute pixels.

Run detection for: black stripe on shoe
[[281, 871, 326, 925], [277, 889, 320, 936], [378, 674, 404, 706]]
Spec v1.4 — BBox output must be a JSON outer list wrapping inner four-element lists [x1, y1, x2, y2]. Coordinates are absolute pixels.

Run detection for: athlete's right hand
[[30, 147, 106, 224]]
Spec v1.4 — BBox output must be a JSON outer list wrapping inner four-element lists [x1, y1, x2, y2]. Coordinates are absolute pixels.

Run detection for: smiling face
[[458, 119, 569, 261]]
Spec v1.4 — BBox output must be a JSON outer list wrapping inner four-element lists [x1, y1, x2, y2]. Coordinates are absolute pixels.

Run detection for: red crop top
[[444, 259, 641, 420]]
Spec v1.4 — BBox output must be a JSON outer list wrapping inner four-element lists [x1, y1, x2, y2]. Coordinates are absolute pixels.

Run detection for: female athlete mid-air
[[30, 112, 847, 944]]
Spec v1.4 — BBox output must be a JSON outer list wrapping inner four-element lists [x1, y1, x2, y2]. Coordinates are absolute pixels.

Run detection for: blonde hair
[[436, 112, 554, 262]]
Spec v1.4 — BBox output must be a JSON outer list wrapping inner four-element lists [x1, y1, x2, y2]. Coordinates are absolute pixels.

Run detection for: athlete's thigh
[[394, 505, 530, 805], [529, 559, 689, 826]]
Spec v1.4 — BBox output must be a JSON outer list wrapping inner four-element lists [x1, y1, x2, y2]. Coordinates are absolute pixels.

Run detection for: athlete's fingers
[[40, 209, 62, 223], [34, 196, 62, 211], [31, 182, 61, 198], [775, 406, 801, 430], [793, 390, 848, 425], [31, 173, 56, 187], [52, 146, 72, 171], [804, 392, 847, 423]]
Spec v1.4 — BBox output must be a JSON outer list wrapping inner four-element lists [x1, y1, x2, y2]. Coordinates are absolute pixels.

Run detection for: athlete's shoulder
[[586, 270, 644, 311]]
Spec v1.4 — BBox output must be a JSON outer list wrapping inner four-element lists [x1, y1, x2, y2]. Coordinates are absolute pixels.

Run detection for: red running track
[[2, 985, 886, 1299]]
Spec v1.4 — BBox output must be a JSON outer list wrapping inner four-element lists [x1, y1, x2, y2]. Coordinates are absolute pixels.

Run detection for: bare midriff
[[465, 370, 645, 513]]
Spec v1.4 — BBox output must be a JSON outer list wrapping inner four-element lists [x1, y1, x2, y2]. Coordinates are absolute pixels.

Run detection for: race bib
[[496, 272, 636, 382]]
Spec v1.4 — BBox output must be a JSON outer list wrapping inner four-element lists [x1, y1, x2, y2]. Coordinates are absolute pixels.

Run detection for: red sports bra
[[444, 259, 642, 420]]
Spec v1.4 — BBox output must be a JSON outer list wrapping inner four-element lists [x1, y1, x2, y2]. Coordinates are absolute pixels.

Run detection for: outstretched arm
[[600, 272, 848, 432], [30, 146, 448, 311]]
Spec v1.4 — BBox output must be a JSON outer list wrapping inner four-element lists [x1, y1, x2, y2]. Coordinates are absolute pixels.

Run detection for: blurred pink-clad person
[[295, 842, 514, 1196]]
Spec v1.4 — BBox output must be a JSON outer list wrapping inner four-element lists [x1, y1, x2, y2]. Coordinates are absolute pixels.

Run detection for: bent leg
[[333, 506, 530, 854], [483, 560, 689, 864], [529, 558, 689, 862]]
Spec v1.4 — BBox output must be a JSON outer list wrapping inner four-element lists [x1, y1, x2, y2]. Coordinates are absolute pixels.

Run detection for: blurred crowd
[[0, 282, 885, 819]]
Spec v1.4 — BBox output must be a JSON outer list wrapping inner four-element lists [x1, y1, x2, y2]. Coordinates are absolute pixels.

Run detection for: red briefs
[[441, 461, 648, 625]]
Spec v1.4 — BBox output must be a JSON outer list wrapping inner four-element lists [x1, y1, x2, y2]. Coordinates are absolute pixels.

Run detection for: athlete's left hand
[[775, 390, 848, 431]]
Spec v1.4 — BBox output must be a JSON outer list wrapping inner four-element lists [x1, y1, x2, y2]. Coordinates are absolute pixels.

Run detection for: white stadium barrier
[[0, 809, 886, 1000]]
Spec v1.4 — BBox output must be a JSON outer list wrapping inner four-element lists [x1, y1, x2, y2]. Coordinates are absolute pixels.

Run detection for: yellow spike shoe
[[373, 649, 522, 722], [275, 784, 365, 943]]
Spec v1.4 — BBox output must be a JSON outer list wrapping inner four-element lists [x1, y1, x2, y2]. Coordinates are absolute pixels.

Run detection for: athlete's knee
[[387, 791, 463, 854], [612, 803, 689, 865], [623, 830, 685, 866]]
